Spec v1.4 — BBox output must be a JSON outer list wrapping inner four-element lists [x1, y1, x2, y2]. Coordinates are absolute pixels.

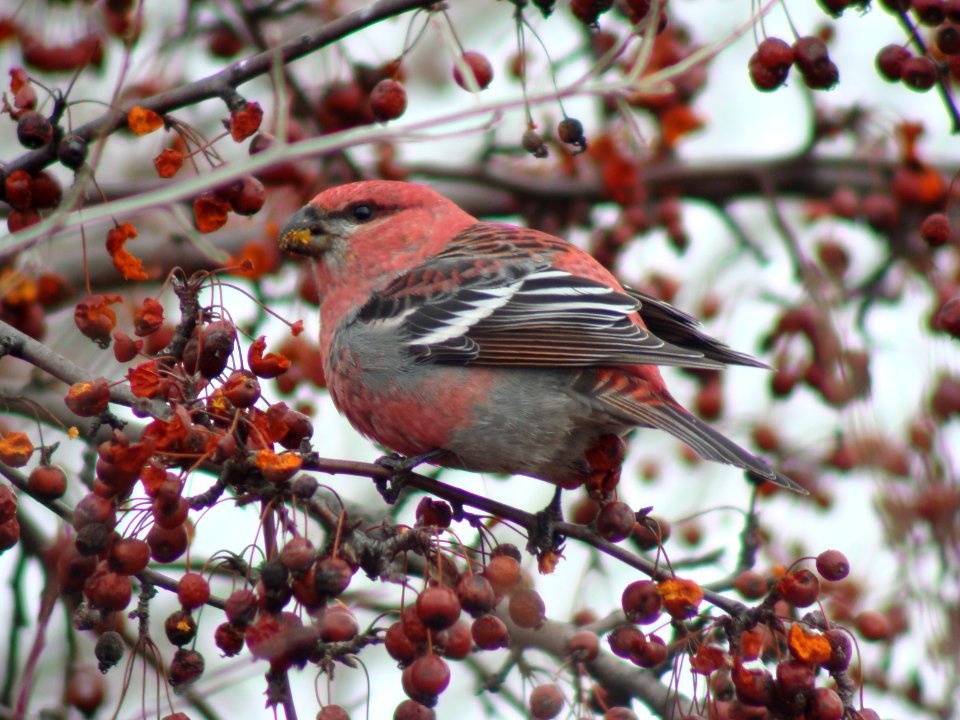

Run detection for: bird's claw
[[373, 449, 444, 504]]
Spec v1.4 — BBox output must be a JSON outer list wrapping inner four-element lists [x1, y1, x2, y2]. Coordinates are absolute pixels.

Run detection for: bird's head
[[278, 181, 474, 277]]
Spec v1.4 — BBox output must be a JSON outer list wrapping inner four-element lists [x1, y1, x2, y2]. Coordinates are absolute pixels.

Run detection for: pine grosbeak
[[279, 181, 801, 493]]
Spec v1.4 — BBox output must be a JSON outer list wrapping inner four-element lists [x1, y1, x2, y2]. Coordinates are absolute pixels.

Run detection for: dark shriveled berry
[[17, 111, 54, 149], [58, 134, 89, 170], [95, 631, 125, 672], [522, 129, 549, 158]]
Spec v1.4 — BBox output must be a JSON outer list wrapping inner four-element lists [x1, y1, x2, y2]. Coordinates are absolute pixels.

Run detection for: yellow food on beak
[[278, 227, 315, 255]]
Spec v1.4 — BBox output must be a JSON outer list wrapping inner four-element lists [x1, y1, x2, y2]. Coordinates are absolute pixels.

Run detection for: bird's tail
[[599, 392, 807, 494]]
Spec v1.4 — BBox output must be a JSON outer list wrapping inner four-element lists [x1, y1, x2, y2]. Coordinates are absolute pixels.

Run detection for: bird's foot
[[526, 486, 566, 560], [373, 449, 444, 504]]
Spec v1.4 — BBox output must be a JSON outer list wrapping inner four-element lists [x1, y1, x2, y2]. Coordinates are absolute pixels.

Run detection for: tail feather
[[600, 393, 807, 494], [628, 288, 769, 369]]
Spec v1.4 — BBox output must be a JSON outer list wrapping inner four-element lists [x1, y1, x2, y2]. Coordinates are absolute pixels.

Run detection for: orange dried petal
[[0, 432, 34, 467], [127, 105, 164, 135], [193, 193, 229, 233], [154, 147, 184, 178], [787, 623, 832, 665], [248, 336, 290, 379], [657, 577, 704, 619], [127, 360, 169, 399], [229, 100, 263, 142], [255, 449, 301, 483], [105, 222, 148, 281]]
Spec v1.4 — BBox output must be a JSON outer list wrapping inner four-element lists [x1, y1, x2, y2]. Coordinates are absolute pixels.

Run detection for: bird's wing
[[355, 223, 723, 369], [625, 289, 769, 369]]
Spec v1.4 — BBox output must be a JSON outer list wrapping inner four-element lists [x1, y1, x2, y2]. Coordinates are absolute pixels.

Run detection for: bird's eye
[[352, 204, 374, 222]]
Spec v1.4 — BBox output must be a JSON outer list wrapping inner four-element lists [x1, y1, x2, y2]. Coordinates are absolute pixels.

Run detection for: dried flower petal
[[128, 105, 164, 135], [0, 432, 34, 467], [105, 222, 148, 281]]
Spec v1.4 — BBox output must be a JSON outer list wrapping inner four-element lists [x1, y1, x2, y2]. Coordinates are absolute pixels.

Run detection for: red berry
[[279, 536, 315, 574], [439, 619, 472, 660], [370, 79, 407, 121], [777, 568, 820, 607], [317, 705, 351, 720], [876, 44, 911, 82], [66, 665, 106, 716], [456, 574, 497, 616], [169, 648, 205, 687], [385, 621, 419, 664], [508, 588, 546, 628], [394, 699, 435, 720], [401, 604, 430, 645], [855, 610, 890, 640], [0, 484, 17, 524], [901, 56, 939, 91], [225, 588, 258, 626], [177, 572, 210, 610], [146, 522, 189, 563], [937, 25, 960, 55], [937, 296, 960, 337], [109, 537, 151, 574], [402, 654, 450, 706], [317, 605, 359, 642], [607, 625, 643, 658], [796, 39, 839, 89], [483, 555, 521, 593], [621, 580, 662, 624], [529, 684, 564, 719], [571, 0, 615, 26], [453, 51, 493, 91], [5, 170, 33, 209], [914, 0, 947, 25], [815, 549, 850, 580], [775, 659, 816, 696], [471, 614, 509, 650], [27, 464, 67, 500], [215, 621, 245, 656], [228, 175, 266, 216], [810, 687, 844, 720], [73, 493, 116, 530], [31, 171, 61, 209], [861, 192, 899, 231], [7, 208, 40, 233], [416, 584, 462, 630], [596, 501, 636, 542], [567, 630, 600, 662], [17, 111, 53, 149], [222, 370, 261, 408], [633, 632, 667, 667], [0, 518, 20, 553], [415, 497, 453, 529], [733, 661, 774, 706], [313, 555, 354, 597], [85, 569, 133, 612], [921, 212, 951, 246], [757, 37, 794, 69]]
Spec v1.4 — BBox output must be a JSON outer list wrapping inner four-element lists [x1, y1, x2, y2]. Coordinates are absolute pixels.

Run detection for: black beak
[[278, 206, 330, 258]]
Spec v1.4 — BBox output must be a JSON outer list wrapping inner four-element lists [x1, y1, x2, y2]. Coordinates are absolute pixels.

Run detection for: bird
[[278, 180, 803, 496]]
